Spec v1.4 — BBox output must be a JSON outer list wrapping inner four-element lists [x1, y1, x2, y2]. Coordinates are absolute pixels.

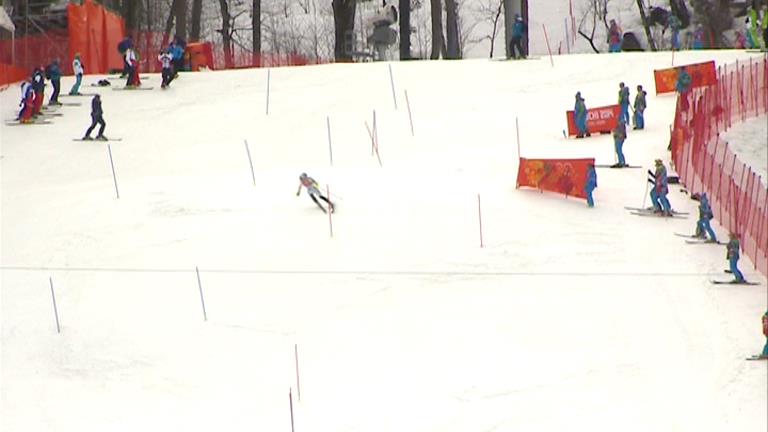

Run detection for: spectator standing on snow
[[125, 47, 141, 87], [608, 19, 623, 52], [169, 39, 185, 77], [668, 13, 682, 50], [676, 66, 692, 110], [17, 79, 35, 123], [46, 59, 62, 106], [82, 94, 107, 141], [633, 85, 647, 130], [612, 119, 628, 168], [31, 66, 45, 117], [574, 92, 590, 138], [618, 82, 630, 125], [69, 53, 84, 96], [117, 36, 133, 78], [725, 232, 746, 283], [649, 159, 672, 215], [584, 163, 597, 207], [509, 14, 527, 59], [158, 49, 174, 88], [695, 192, 717, 242]]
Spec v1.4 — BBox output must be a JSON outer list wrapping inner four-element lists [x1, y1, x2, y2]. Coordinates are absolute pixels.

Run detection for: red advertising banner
[[565, 104, 621, 136], [653, 60, 717, 94], [516, 157, 595, 200]]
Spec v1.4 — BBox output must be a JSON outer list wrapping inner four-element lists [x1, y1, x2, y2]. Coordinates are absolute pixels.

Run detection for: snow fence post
[[388, 63, 398, 110], [289, 388, 296, 432], [107, 144, 120, 199], [327, 116, 333, 167], [266, 68, 271, 115], [478, 194, 484, 248], [294, 343, 301, 402], [244, 139, 256, 186], [327, 184, 333, 238], [542, 24, 554, 67], [49, 277, 61, 334], [195, 266, 207, 321], [405, 89, 414, 136]]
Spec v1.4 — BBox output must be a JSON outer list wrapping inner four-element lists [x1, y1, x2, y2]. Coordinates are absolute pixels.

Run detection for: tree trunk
[[174, 0, 187, 41], [122, 0, 139, 34], [399, 0, 411, 60], [635, 0, 657, 51], [332, 0, 356, 62], [190, 0, 203, 41], [429, 0, 444, 59], [252, 0, 261, 65], [217, 0, 233, 68], [445, 0, 459, 58], [163, 0, 178, 47]]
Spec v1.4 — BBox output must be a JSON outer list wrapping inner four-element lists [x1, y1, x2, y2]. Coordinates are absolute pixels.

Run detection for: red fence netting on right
[[671, 55, 768, 278]]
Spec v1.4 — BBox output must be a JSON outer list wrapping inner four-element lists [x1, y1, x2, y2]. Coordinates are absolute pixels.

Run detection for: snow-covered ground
[[722, 115, 768, 187], [1, 49, 767, 431]]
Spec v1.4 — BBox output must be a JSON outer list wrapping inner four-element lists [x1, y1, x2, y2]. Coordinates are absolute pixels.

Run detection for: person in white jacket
[[125, 48, 140, 87], [157, 49, 174, 88], [69, 53, 84, 95]]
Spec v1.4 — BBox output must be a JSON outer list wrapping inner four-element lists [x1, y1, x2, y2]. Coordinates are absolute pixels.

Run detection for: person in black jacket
[[83, 94, 107, 141]]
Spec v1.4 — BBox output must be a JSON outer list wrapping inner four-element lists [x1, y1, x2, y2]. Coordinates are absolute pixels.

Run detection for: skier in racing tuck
[[296, 172, 335, 213]]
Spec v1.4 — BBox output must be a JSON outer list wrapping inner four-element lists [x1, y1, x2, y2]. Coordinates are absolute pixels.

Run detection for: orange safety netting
[[67, 0, 125, 74]]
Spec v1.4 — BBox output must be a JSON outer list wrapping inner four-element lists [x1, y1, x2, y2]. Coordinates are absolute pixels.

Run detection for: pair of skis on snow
[[624, 206, 688, 219], [673, 232, 722, 245], [672, 232, 761, 285]]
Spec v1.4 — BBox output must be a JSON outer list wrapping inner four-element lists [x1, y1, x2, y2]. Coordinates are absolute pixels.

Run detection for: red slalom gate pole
[[294, 343, 301, 402], [478, 194, 484, 248], [289, 388, 295, 432], [542, 24, 554, 67]]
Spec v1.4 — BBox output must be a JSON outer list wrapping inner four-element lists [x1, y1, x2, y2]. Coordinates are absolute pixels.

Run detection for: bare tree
[[468, 0, 503, 57], [689, 0, 733, 47], [332, 0, 356, 61], [122, 0, 139, 33], [429, 0, 444, 58], [175, 0, 187, 40], [576, 0, 609, 53], [217, 0, 234, 67], [190, 0, 203, 41], [400, 0, 411, 59], [445, 0, 460, 58], [634, 0, 656, 51], [252, 0, 261, 63]]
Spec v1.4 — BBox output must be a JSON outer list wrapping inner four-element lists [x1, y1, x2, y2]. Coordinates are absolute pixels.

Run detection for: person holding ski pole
[[695, 192, 717, 242], [296, 172, 334, 213]]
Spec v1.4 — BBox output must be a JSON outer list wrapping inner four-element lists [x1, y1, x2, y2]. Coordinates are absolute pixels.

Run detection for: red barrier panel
[[0, 62, 29, 87], [565, 104, 621, 136], [516, 157, 595, 200], [654, 60, 718, 94], [187, 42, 214, 71], [671, 56, 768, 278]]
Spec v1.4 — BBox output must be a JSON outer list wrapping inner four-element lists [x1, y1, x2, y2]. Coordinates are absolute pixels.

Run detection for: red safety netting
[[671, 55, 768, 278]]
